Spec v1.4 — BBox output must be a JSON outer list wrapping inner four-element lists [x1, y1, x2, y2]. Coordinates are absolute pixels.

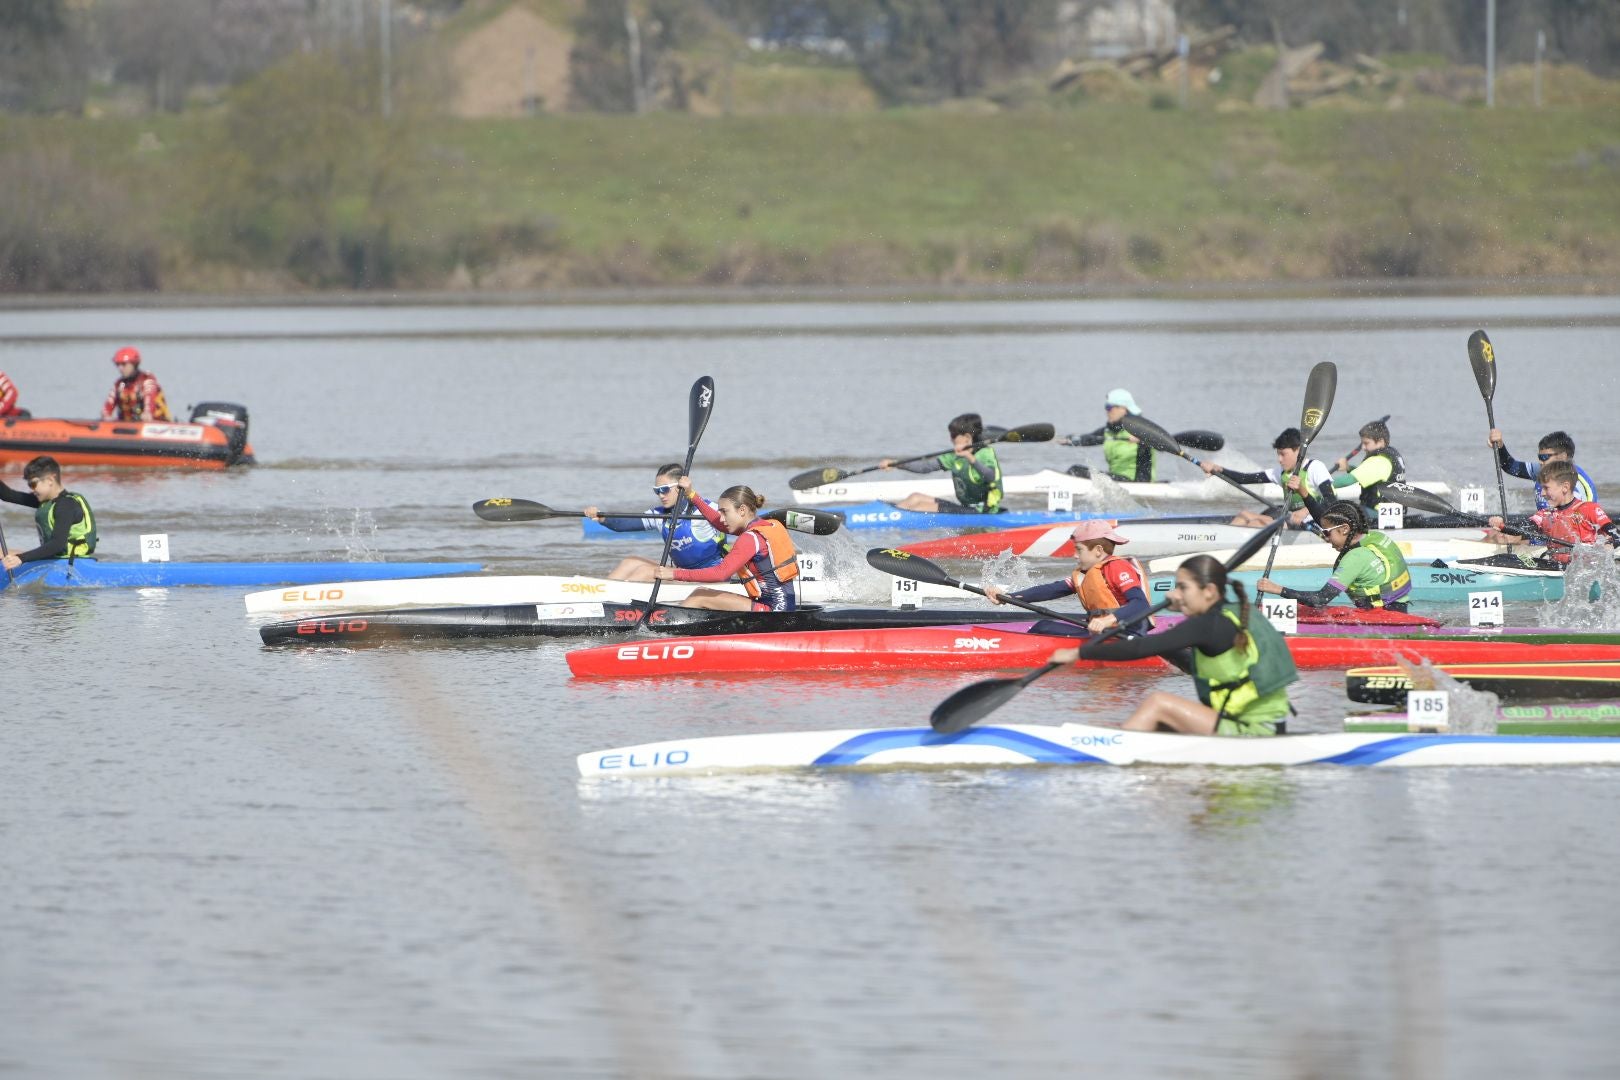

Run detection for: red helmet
[[112, 346, 141, 367]]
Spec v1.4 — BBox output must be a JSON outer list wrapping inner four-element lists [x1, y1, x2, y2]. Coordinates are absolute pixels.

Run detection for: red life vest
[[1531, 500, 1614, 564], [104, 372, 171, 422], [737, 517, 799, 600]]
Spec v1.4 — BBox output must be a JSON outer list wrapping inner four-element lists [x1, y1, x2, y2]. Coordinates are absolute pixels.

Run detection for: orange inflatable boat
[[0, 402, 253, 469]]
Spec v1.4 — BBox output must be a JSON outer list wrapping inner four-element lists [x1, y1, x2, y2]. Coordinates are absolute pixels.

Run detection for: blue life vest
[[650, 507, 728, 570]]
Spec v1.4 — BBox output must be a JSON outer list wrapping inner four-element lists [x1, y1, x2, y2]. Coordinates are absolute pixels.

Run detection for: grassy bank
[[4, 107, 1619, 292]]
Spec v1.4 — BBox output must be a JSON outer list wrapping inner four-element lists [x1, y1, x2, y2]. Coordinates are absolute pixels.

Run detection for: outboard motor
[[188, 402, 252, 465]]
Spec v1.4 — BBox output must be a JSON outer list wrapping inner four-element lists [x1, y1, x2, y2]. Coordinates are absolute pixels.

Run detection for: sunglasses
[[652, 484, 676, 495], [1537, 452, 1560, 462], [26, 478, 45, 489], [1322, 522, 1349, 534]]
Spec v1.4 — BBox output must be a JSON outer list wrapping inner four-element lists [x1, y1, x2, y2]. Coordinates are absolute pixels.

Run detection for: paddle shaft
[[790, 423, 1054, 490], [1330, 414, 1390, 474], [1259, 361, 1338, 586], [0, 518, 11, 583], [1482, 398, 1511, 522]]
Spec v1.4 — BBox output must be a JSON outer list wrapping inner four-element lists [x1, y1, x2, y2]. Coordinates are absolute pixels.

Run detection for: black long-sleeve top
[[0, 480, 82, 562]]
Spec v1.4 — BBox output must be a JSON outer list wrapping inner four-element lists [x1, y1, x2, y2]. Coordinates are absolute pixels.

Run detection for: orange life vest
[[1071, 554, 1151, 627], [737, 517, 799, 600]]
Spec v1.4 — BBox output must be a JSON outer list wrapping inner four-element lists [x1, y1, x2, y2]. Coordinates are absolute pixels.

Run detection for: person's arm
[[16, 497, 79, 562], [1272, 578, 1347, 608], [1009, 579, 1077, 604], [1080, 608, 1237, 661], [1273, 546, 1370, 606], [0, 479, 40, 508], [1496, 444, 1533, 481], [1062, 425, 1108, 447], [673, 531, 758, 584], [102, 386, 118, 420], [0, 375, 16, 416], [1109, 586, 1152, 626], [1214, 467, 1271, 486], [687, 491, 726, 530]]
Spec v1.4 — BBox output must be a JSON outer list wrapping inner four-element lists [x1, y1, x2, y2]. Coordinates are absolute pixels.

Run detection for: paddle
[[1468, 329, 1511, 522], [1330, 414, 1390, 474], [1119, 415, 1276, 509], [788, 423, 1055, 491], [927, 516, 1288, 734], [1065, 428, 1224, 452], [644, 376, 716, 611], [472, 498, 843, 535], [1256, 361, 1337, 588], [865, 547, 1089, 629], [0, 518, 12, 584], [1378, 483, 1571, 549]]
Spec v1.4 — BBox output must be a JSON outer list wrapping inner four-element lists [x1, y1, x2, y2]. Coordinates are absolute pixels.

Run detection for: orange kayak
[[0, 402, 252, 469]]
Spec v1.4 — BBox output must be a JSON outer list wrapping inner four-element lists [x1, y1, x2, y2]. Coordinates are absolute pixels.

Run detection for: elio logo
[[616, 644, 696, 661]]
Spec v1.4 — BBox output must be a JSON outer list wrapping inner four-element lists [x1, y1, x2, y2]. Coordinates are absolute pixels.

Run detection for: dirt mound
[[451, 3, 576, 116]]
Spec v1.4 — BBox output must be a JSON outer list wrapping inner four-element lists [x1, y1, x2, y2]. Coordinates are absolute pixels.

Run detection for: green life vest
[[1103, 425, 1155, 482], [937, 447, 1003, 512], [1335, 529, 1412, 607], [1355, 445, 1407, 512], [36, 490, 97, 560], [1278, 458, 1324, 511], [1193, 604, 1298, 724]]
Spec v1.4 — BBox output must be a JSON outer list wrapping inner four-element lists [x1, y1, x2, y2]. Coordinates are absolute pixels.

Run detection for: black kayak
[[259, 603, 1048, 646]]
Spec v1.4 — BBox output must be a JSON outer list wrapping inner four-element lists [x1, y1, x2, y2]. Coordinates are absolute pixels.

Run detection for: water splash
[[1394, 657, 1502, 734], [1535, 544, 1620, 631], [320, 507, 383, 562]]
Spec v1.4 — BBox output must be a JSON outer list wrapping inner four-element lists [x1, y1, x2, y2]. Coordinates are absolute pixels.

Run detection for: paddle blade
[[998, 423, 1055, 444], [687, 376, 716, 453], [866, 547, 958, 588], [1467, 330, 1496, 403], [789, 466, 848, 491], [930, 676, 1031, 734], [1379, 482, 1456, 517], [474, 498, 554, 522], [766, 508, 844, 535], [1298, 362, 1337, 452], [1118, 414, 1182, 456], [1174, 430, 1225, 452]]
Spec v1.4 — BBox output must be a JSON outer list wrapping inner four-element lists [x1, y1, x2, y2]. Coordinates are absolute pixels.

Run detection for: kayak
[[2, 558, 482, 590], [577, 722, 1620, 776], [1149, 563, 1565, 603], [904, 523, 1488, 562], [0, 403, 253, 469], [1346, 701, 1620, 736], [564, 622, 1620, 678], [788, 468, 1454, 508], [566, 624, 1171, 678], [1145, 536, 1501, 573], [259, 604, 1044, 647], [241, 573, 886, 615], [1347, 662, 1620, 705], [583, 502, 1121, 537]]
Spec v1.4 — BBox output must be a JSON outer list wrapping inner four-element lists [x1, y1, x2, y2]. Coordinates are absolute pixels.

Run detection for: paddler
[[1255, 499, 1413, 612], [1326, 419, 1404, 523], [1200, 427, 1334, 528], [0, 370, 22, 418], [101, 346, 172, 422], [584, 464, 729, 581], [1058, 388, 1157, 482], [0, 455, 98, 571], [880, 413, 1004, 515], [1057, 554, 1298, 736], [1489, 429, 1598, 510], [1482, 461, 1619, 567], [983, 519, 1153, 637], [651, 479, 799, 611]]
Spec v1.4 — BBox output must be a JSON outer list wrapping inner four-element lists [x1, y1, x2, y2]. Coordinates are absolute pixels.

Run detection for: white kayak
[[1146, 533, 1501, 573], [578, 722, 1620, 776], [243, 572, 971, 615], [791, 467, 1454, 507]]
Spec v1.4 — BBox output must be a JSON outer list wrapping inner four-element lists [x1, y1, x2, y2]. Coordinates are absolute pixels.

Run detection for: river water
[[2, 294, 1619, 1078]]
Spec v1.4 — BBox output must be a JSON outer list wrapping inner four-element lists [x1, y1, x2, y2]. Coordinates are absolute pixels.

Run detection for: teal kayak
[[1, 559, 484, 590]]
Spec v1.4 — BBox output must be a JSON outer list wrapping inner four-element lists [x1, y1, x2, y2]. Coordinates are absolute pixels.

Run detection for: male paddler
[[983, 519, 1152, 637], [881, 413, 1004, 515], [1327, 419, 1405, 523], [0, 455, 98, 570], [1200, 427, 1334, 528], [1254, 499, 1412, 612]]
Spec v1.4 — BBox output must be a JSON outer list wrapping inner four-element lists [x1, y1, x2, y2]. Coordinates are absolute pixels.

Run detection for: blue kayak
[[583, 502, 1127, 539], [1149, 563, 1566, 603], [1, 559, 484, 590]]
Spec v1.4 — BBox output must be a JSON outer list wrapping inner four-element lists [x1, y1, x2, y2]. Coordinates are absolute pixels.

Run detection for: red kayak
[[0, 403, 252, 469], [566, 624, 1172, 678], [567, 623, 1620, 678]]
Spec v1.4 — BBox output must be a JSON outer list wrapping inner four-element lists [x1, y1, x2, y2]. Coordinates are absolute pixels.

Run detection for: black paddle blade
[[1299, 362, 1337, 452], [473, 498, 553, 522], [1379, 482, 1456, 517], [930, 675, 1033, 734], [687, 376, 716, 451], [998, 423, 1055, 444], [1118, 414, 1182, 456], [766, 508, 843, 535], [1175, 430, 1225, 452], [788, 466, 847, 491], [1467, 330, 1496, 403], [866, 547, 957, 588]]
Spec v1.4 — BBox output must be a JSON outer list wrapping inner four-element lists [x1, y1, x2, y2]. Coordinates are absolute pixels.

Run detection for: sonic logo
[[561, 582, 607, 594], [952, 637, 1001, 650]]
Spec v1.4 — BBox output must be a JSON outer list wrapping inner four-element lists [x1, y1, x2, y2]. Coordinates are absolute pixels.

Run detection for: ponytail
[[719, 485, 767, 512], [1229, 580, 1251, 652]]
